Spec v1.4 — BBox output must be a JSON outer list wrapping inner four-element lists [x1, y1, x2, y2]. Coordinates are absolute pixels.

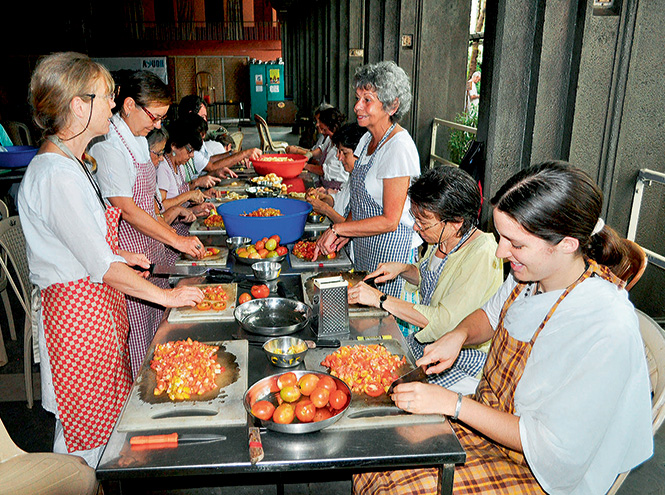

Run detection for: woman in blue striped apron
[[348, 166, 504, 392], [315, 61, 422, 301]]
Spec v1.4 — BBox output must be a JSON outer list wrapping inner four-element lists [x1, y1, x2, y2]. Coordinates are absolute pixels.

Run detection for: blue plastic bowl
[[0, 146, 39, 169], [217, 198, 312, 244]]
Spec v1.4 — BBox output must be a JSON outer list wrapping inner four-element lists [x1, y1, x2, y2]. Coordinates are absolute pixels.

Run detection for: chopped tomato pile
[[240, 208, 283, 217], [292, 240, 335, 261], [203, 214, 224, 228], [151, 338, 225, 401], [321, 344, 406, 396]]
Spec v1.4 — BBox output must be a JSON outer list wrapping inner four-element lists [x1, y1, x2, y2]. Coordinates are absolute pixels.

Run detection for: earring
[[172, 151, 177, 157]]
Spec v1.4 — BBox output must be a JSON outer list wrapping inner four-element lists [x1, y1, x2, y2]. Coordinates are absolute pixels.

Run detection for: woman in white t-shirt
[[355, 162, 653, 495], [315, 61, 422, 299]]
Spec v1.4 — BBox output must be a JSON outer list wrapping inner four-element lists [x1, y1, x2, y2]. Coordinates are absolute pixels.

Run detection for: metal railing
[[627, 168, 665, 271], [429, 118, 477, 168]]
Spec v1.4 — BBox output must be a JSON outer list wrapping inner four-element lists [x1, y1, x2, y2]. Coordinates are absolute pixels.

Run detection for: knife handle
[[130, 433, 178, 446], [248, 427, 264, 464]]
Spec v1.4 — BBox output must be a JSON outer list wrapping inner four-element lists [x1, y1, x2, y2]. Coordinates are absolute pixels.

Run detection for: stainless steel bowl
[[234, 248, 287, 265], [262, 336, 308, 368], [243, 370, 351, 434], [252, 260, 282, 281], [225, 236, 252, 251], [307, 212, 325, 224], [234, 297, 312, 336]]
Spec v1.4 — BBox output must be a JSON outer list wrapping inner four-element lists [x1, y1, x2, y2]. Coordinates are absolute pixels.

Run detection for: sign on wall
[[93, 57, 168, 83]]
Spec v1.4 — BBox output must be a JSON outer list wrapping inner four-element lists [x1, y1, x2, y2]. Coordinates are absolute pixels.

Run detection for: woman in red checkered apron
[[17, 53, 204, 467], [89, 71, 207, 378], [354, 162, 653, 494]]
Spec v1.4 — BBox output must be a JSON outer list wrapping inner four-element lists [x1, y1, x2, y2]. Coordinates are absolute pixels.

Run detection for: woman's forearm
[[400, 263, 420, 285], [333, 214, 399, 237], [161, 191, 193, 210], [382, 296, 429, 328], [455, 396, 523, 452], [103, 261, 167, 306], [109, 196, 179, 248]]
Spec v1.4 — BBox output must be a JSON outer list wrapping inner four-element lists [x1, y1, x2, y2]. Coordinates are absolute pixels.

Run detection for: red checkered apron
[[41, 205, 132, 453], [353, 260, 623, 494], [162, 154, 192, 264], [112, 122, 170, 378]]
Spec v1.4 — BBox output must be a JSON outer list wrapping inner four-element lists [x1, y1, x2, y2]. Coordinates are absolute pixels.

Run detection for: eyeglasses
[[141, 105, 166, 123], [184, 144, 194, 154], [409, 209, 445, 232], [150, 149, 165, 157], [82, 93, 115, 102]]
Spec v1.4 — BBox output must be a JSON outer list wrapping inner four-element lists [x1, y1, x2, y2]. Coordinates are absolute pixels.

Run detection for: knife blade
[[387, 365, 428, 395], [149, 264, 209, 276], [249, 427, 264, 464]]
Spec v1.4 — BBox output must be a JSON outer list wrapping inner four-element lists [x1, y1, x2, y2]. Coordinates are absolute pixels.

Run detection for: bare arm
[[160, 189, 204, 210], [205, 148, 262, 174]]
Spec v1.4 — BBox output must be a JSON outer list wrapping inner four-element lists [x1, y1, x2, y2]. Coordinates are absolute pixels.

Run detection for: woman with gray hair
[[315, 61, 422, 309]]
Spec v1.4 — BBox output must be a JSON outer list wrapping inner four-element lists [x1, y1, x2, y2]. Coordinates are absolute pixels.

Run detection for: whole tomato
[[251, 284, 270, 299], [313, 407, 332, 422], [280, 385, 301, 403], [251, 400, 275, 420], [277, 372, 298, 390], [295, 399, 316, 423], [269, 234, 281, 244], [255, 240, 265, 251], [317, 375, 337, 393], [329, 390, 348, 410], [275, 246, 288, 256], [238, 293, 252, 304], [298, 373, 320, 396], [310, 386, 330, 408], [272, 403, 295, 424]]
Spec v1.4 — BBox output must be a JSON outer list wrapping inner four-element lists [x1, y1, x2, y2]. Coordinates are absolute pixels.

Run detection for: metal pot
[[234, 297, 312, 336]]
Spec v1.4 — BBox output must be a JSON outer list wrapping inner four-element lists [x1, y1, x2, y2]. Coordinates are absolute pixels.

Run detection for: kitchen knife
[[249, 427, 264, 464], [387, 365, 428, 395], [149, 264, 209, 276], [129, 432, 227, 449]]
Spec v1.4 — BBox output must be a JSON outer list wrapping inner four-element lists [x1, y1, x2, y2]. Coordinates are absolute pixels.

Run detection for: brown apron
[[353, 260, 623, 494]]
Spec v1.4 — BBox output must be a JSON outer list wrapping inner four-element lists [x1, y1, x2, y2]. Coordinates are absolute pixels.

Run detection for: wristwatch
[[379, 293, 388, 310]]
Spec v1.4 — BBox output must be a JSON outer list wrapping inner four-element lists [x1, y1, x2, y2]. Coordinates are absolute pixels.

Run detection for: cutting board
[[288, 246, 352, 269], [214, 179, 251, 192], [301, 271, 388, 318], [304, 339, 445, 430], [116, 339, 248, 431], [167, 283, 237, 323], [189, 219, 226, 236], [177, 247, 228, 266]]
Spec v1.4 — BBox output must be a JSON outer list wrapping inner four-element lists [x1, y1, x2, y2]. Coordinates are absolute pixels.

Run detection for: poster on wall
[[93, 57, 168, 84]]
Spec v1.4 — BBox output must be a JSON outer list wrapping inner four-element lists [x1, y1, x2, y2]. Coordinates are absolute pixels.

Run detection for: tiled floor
[[1, 125, 664, 494]]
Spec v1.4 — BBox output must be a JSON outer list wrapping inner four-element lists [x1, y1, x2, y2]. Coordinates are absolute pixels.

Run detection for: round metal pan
[[234, 297, 312, 336]]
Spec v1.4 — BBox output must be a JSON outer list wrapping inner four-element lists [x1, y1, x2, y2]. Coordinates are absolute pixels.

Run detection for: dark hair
[[215, 133, 236, 151], [164, 117, 203, 153], [317, 108, 346, 134], [179, 95, 206, 116], [409, 166, 481, 236], [113, 70, 171, 115], [331, 123, 366, 151], [491, 161, 626, 267], [179, 112, 208, 135]]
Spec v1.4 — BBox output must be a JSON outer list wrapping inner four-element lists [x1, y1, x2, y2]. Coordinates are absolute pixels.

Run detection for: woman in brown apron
[[90, 71, 207, 377], [354, 161, 653, 494], [18, 52, 203, 466]]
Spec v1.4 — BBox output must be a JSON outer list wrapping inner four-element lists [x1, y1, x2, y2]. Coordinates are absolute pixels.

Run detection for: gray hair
[[147, 127, 169, 149], [353, 61, 412, 121]]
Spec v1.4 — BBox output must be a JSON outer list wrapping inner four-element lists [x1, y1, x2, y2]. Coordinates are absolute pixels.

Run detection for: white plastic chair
[[254, 114, 288, 153]]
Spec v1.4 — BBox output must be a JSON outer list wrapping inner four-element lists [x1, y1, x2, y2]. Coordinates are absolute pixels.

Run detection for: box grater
[[312, 276, 350, 337]]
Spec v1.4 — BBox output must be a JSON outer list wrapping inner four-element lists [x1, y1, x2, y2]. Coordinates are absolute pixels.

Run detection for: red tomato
[[261, 237, 269, 244], [238, 293, 252, 304], [269, 234, 281, 244], [280, 385, 301, 403], [251, 400, 275, 420], [212, 301, 227, 311], [364, 383, 384, 397], [275, 246, 288, 256], [329, 390, 348, 410], [295, 399, 316, 423], [251, 284, 270, 299], [313, 407, 332, 422], [310, 387, 330, 408], [272, 403, 295, 424], [196, 301, 212, 311], [255, 240, 265, 251], [326, 252, 337, 259], [317, 376, 337, 393], [298, 373, 320, 396], [277, 372, 298, 390]]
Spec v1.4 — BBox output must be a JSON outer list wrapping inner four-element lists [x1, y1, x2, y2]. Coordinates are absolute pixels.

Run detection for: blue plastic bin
[[0, 146, 39, 168]]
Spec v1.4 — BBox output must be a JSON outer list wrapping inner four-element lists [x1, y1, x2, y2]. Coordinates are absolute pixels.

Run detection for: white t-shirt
[[192, 141, 211, 176], [355, 129, 421, 248], [332, 180, 351, 217], [205, 140, 229, 156], [156, 159, 183, 199], [89, 114, 151, 199], [317, 136, 349, 184], [482, 274, 653, 494]]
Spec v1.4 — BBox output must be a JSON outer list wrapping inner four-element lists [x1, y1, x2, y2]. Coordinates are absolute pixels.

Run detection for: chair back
[[3, 121, 33, 146], [612, 240, 647, 291], [0, 201, 8, 292], [0, 416, 24, 463], [254, 114, 272, 152], [0, 216, 31, 311], [229, 131, 244, 151], [196, 71, 216, 104]]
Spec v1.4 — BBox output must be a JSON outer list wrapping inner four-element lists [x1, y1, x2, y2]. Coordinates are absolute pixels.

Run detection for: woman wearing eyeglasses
[[348, 166, 503, 392], [90, 70, 206, 377], [17, 52, 203, 467]]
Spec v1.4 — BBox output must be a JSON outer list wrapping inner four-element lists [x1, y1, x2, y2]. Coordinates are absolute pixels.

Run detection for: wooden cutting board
[[214, 179, 251, 192], [178, 246, 229, 266], [116, 339, 248, 431], [303, 339, 444, 430], [189, 219, 226, 235], [300, 271, 388, 318], [288, 246, 352, 269], [167, 283, 237, 323]]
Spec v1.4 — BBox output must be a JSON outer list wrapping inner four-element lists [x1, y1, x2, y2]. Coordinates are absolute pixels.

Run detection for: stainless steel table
[[96, 276, 465, 494]]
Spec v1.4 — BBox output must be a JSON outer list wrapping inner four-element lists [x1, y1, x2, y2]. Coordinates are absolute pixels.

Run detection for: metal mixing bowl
[[226, 236, 252, 250], [252, 260, 282, 281], [307, 212, 325, 223], [262, 336, 308, 367], [234, 297, 312, 336]]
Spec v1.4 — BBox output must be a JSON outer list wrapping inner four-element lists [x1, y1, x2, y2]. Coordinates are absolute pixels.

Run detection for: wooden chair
[[612, 240, 648, 291], [0, 416, 99, 495], [0, 216, 34, 408], [607, 309, 665, 494], [254, 114, 288, 153]]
